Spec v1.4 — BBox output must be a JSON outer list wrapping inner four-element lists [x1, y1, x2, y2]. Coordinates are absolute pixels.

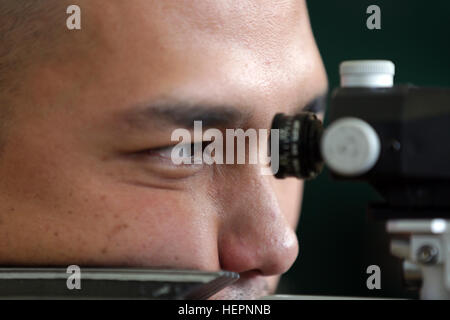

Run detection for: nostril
[[239, 269, 263, 279], [218, 228, 299, 277]]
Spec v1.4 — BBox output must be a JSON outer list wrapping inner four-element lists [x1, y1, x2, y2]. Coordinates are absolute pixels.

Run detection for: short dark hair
[[0, 0, 64, 150]]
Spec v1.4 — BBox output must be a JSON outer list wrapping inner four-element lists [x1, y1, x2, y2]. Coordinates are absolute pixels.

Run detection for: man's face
[[0, 0, 327, 299]]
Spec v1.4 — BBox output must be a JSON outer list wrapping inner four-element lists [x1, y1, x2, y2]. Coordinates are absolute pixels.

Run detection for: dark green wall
[[279, 0, 450, 298]]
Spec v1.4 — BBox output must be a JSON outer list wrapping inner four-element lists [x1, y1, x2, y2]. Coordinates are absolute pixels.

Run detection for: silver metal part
[[390, 239, 410, 259], [387, 219, 450, 299], [402, 260, 422, 290], [0, 268, 239, 300], [416, 245, 439, 265]]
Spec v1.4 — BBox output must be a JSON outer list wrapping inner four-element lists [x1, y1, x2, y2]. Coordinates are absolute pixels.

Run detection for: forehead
[[92, 0, 307, 39], [83, 0, 311, 57], [30, 0, 325, 124], [84, 0, 312, 64]]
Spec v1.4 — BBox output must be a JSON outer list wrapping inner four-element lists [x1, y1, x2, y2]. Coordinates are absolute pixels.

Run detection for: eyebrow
[[120, 101, 251, 130], [119, 92, 328, 131], [296, 93, 327, 114]]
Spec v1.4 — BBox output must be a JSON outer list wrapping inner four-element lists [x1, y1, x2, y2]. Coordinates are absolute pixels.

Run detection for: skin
[[0, 0, 327, 299]]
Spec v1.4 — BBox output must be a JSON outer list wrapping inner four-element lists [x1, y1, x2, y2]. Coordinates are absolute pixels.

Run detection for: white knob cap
[[340, 60, 395, 88], [321, 117, 381, 176]]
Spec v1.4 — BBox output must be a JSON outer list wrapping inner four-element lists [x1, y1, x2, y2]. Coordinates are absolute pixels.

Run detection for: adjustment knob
[[321, 117, 380, 176], [340, 60, 395, 88]]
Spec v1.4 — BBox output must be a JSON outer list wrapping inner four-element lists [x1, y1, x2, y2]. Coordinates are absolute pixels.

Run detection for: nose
[[217, 167, 299, 276]]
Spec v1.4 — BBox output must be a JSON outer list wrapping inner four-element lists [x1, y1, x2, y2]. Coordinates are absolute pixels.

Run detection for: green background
[[278, 0, 450, 298]]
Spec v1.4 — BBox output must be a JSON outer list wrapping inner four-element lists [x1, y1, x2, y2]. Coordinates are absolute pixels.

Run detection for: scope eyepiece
[[271, 112, 324, 180]]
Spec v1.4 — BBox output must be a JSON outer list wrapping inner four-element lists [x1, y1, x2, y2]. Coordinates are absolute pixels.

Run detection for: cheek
[[88, 186, 221, 269], [0, 134, 220, 268], [43, 177, 223, 269]]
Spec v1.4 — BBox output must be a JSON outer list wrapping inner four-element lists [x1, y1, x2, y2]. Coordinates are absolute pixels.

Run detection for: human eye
[[128, 141, 211, 180], [136, 141, 209, 163]]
